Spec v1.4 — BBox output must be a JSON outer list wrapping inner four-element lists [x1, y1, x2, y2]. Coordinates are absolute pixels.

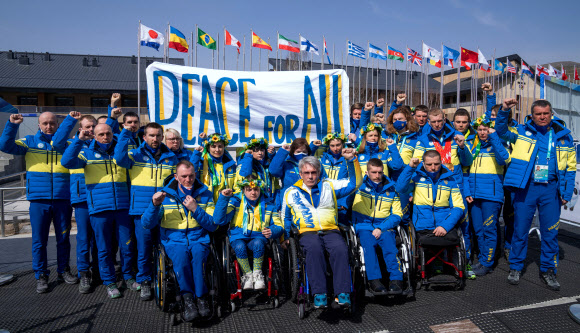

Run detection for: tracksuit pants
[[134, 217, 156, 284], [231, 236, 267, 260], [358, 229, 402, 281], [29, 200, 72, 279], [460, 199, 472, 262], [470, 199, 502, 268], [509, 180, 561, 273], [502, 190, 515, 251], [90, 209, 134, 285], [73, 202, 98, 277], [299, 230, 351, 295], [164, 241, 209, 297]]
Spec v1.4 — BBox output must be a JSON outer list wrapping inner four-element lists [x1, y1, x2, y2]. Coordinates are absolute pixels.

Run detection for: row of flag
[[140, 23, 580, 81]]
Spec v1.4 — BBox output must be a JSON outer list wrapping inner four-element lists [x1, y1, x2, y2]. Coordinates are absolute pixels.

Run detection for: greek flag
[[348, 41, 366, 59]]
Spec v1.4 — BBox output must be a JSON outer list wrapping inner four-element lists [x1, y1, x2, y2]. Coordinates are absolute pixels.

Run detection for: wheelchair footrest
[[427, 274, 457, 284]]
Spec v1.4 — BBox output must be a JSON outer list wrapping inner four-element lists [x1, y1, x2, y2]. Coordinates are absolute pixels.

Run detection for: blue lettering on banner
[[181, 74, 200, 146], [153, 70, 179, 125], [286, 115, 300, 142], [216, 77, 239, 145], [238, 78, 256, 144], [332, 74, 342, 133], [199, 75, 220, 135], [302, 76, 321, 141]]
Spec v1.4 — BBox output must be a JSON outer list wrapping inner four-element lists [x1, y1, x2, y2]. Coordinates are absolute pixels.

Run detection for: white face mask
[[178, 180, 193, 191], [294, 152, 307, 156]]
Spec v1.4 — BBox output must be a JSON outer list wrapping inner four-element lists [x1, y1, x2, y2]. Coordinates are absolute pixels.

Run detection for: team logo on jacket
[[37, 143, 44, 148], [406, 139, 411, 143], [95, 153, 101, 158], [165, 159, 169, 163], [444, 180, 448, 185], [420, 177, 426, 181], [170, 198, 175, 202], [525, 131, 532, 136], [429, 142, 434, 146], [144, 157, 149, 161], [487, 147, 491, 152], [561, 140, 565, 144], [360, 155, 365, 161]]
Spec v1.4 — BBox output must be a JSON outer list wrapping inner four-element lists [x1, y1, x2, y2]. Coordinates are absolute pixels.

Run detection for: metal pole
[[299, 34, 302, 71], [333, 43, 335, 70], [366, 41, 369, 101], [137, 21, 141, 119], [276, 31, 279, 71], [322, 36, 325, 70], [195, 24, 198, 67], [1, 190, 4, 237], [456, 44, 461, 108], [243, 35, 246, 71], [250, 29, 253, 71], [223, 28, 226, 70]]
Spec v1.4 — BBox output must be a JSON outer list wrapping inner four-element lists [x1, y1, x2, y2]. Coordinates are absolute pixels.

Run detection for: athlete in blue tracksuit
[[114, 124, 178, 299], [235, 138, 276, 201], [497, 99, 576, 290], [0, 112, 76, 292], [53, 113, 99, 292], [61, 123, 134, 299]]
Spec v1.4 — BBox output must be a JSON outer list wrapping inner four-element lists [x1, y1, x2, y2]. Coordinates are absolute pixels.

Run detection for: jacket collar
[[362, 175, 395, 194], [415, 164, 454, 182], [163, 177, 208, 201], [89, 137, 117, 155]]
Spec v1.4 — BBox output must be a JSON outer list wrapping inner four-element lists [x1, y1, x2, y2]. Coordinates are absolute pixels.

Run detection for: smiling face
[[209, 142, 225, 158]]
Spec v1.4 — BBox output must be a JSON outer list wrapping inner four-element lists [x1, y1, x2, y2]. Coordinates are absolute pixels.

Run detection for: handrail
[[1, 186, 28, 237], [0, 171, 26, 182]]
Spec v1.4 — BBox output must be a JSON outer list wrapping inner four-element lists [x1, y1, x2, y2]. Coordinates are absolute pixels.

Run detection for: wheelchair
[[220, 235, 283, 312], [349, 224, 415, 299], [286, 226, 357, 319], [408, 223, 467, 291], [153, 240, 223, 325]]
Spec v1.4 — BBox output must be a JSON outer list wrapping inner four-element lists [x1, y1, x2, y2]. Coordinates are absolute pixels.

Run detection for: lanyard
[[536, 129, 553, 162], [397, 134, 407, 154]]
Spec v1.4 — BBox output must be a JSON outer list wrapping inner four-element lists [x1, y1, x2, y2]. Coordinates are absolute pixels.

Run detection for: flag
[[494, 59, 506, 73], [252, 32, 272, 51], [169, 26, 188, 53], [478, 50, 490, 72], [536, 64, 549, 76], [387, 46, 404, 62], [324, 38, 332, 65], [521, 60, 533, 77], [575, 67, 579, 81], [422, 43, 441, 68], [369, 44, 387, 60], [406, 48, 422, 66], [561, 65, 568, 81], [506, 61, 517, 74], [197, 28, 216, 50], [460, 47, 478, 69], [442, 45, 459, 68], [225, 29, 241, 54], [300, 36, 319, 55], [140, 24, 164, 51], [548, 65, 562, 79], [348, 41, 366, 59], [278, 34, 300, 53]]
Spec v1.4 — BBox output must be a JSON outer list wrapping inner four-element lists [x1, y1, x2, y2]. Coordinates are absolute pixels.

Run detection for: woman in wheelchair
[[235, 138, 276, 201], [214, 176, 283, 290], [352, 158, 404, 294], [142, 160, 218, 322]]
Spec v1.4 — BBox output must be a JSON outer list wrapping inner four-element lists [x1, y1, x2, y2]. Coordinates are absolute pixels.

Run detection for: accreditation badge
[[533, 163, 549, 183]]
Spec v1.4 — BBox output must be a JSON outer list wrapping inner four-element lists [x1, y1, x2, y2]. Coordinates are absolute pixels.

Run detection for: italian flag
[[278, 34, 300, 53]]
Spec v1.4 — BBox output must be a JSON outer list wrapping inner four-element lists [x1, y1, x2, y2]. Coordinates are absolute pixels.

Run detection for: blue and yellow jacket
[[358, 143, 404, 178], [352, 175, 402, 233], [282, 158, 362, 238], [52, 115, 91, 204], [235, 153, 279, 198], [141, 178, 217, 245], [107, 105, 144, 150], [0, 122, 70, 201], [213, 193, 283, 243], [413, 123, 473, 189], [496, 107, 577, 201], [319, 150, 351, 210], [61, 137, 129, 215], [190, 149, 236, 203], [359, 105, 392, 139], [395, 164, 465, 232], [386, 130, 419, 182], [465, 132, 511, 203], [114, 129, 178, 216], [174, 148, 193, 162]]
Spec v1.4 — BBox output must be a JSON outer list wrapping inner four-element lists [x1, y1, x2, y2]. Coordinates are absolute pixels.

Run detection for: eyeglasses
[[166, 137, 181, 141]]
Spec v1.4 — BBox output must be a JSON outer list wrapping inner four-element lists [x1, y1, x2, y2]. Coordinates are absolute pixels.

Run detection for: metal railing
[[0, 172, 28, 237]]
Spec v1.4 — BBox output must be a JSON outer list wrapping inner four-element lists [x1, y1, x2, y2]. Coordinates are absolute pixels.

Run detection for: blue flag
[[494, 59, 506, 73], [0, 98, 17, 114]]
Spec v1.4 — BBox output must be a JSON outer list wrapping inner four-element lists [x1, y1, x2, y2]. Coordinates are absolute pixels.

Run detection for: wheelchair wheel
[[207, 243, 223, 318], [154, 246, 170, 312], [298, 302, 305, 319], [287, 238, 300, 302]]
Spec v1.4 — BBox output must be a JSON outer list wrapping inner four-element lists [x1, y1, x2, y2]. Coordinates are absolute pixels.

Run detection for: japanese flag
[[140, 24, 164, 51]]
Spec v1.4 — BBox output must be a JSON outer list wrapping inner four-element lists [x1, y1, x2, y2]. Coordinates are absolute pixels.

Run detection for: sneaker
[[466, 263, 476, 280], [197, 297, 211, 317], [36, 274, 49, 294], [241, 272, 253, 290], [314, 293, 327, 309], [434, 259, 443, 274], [507, 269, 521, 285], [473, 264, 494, 276], [107, 283, 121, 299], [369, 279, 387, 293], [336, 293, 351, 306], [182, 294, 199, 322], [126, 278, 140, 292], [540, 269, 560, 291], [79, 271, 91, 294], [253, 270, 265, 290], [388, 280, 403, 294], [58, 268, 79, 285], [140, 280, 152, 301]]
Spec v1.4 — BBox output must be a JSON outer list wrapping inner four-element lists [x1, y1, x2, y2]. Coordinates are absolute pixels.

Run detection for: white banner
[[146, 62, 350, 147]]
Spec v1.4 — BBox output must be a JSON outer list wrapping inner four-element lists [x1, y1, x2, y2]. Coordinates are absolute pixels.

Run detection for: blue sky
[[2, 0, 579, 71]]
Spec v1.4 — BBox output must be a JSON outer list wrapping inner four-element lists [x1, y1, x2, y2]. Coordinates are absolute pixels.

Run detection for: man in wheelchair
[[281, 152, 361, 309], [142, 160, 218, 322], [213, 175, 284, 290], [352, 158, 404, 294]]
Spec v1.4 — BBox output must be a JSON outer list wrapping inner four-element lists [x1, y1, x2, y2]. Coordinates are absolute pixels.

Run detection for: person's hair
[[422, 150, 441, 162], [428, 108, 444, 118], [414, 105, 429, 114], [453, 108, 471, 123], [367, 158, 384, 170], [164, 128, 184, 150], [491, 104, 501, 113], [97, 115, 108, 122], [531, 100, 553, 114], [357, 129, 386, 154], [350, 103, 364, 116], [79, 115, 97, 126], [289, 138, 311, 156], [176, 160, 194, 173], [386, 107, 419, 134], [143, 122, 163, 135], [298, 156, 321, 174], [123, 111, 139, 123]]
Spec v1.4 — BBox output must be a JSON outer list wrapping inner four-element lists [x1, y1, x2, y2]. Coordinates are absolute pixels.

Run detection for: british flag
[[407, 48, 422, 66], [506, 61, 517, 74]]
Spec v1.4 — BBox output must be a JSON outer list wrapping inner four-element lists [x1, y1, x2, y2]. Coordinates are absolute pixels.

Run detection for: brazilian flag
[[197, 28, 216, 50]]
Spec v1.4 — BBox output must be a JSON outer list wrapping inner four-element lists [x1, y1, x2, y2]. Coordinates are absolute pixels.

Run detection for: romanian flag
[[252, 32, 272, 51], [169, 26, 189, 53], [197, 28, 216, 50]]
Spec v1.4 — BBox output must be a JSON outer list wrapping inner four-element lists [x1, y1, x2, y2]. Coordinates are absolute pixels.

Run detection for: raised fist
[[502, 98, 518, 110], [9, 114, 23, 124], [195, 146, 204, 152], [396, 93, 407, 104], [199, 132, 207, 139], [385, 138, 395, 146], [152, 191, 166, 206], [481, 83, 492, 93], [312, 140, 322, 146], [110, 108, 122, 119], [488, 128, 496, 134], [348, 133, 357, 142], [183, 195, 198, 212], [364, 102, 375, 111], [374, 113, 385, 124], [79, 130, 94, 141], [281, 144, 291, 151], [454, 134, 466, 148], [111, 93, 121, 107], [69, 111, 81, 120], [376, 98, 385, 107], [267, 146, 275, 154], [409, 157, 420, 168], [221, 188, 233, 197], [342, 148, 355, 160]]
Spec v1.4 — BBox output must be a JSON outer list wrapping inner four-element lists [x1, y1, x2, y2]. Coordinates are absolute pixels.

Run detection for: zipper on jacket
[[50, 148, 54, 200], [106, 153, 118, 210]]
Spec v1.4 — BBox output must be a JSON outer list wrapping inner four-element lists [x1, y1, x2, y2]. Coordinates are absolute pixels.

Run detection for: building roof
[[0, 50, 184, 93]]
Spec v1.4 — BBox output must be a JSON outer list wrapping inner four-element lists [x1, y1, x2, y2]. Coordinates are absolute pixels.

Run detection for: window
[[124, 98, 138, 107], [17, 96, 38, 105], [460, 94, 467, 103], [91, 98, 109, 107], [54, 97, 74, 106]]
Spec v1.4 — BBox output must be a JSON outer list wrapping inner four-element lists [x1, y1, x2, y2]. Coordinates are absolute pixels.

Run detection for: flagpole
[[243, 35, 246, 71], [386, 43, 389, 103], [310, 49, 313, 70], [456, 44, 461, 108], [166, 22, 170, 63], [259, 44, 261, 71], [137, 21, 141, 119], [440, 42, 444, 109], [333, 43, 335, 70], [187, 35, 191, 67], [322, 36, 325, 70], [492, 49, 496, 92], [410, 57, 414, 106], [195, 24, 198, 67], [276, 31, 279, 71], [526, 71, 530, 115], [475, 59, 479, 117], [533, 64, 537, 102], [223, 28, 226, 70], [366, 41, 369, 102], [217, 33, 220, 69], [372, 58, 375, 101], [359, 57, 362, 102], [299, 34, 302, 71], [346, 40, 349, 103]]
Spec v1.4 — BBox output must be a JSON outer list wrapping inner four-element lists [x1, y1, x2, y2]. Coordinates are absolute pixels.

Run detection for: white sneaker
[[253, 270, 265, 290], [241, 272, 253, 290]]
